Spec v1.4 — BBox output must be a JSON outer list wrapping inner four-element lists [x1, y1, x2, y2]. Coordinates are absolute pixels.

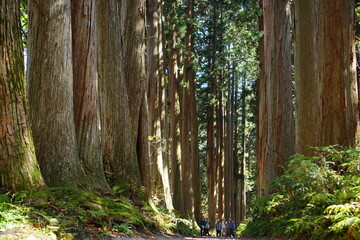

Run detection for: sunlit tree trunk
[[239, 76, 247, 221], [216, 92, 225, 218], [190, 58, 201, 221], [97, 0, 140, 185], [121, 0, 148, 188], [224, 70, 235, 219], [207, 0, 218, 223], [257, 0, 294, 196], [180, 53, 192, 217], [28, 0, 87, 187], [295, 0, 358, 153], [71, 0, 109, 191], [169, 27, 183, 213], [121, 0, 147, 138], [147, 0, 173, 210], [0, 0, 45, 191]]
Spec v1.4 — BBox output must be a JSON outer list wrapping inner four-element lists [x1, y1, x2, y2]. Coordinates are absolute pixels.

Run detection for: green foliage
[[0, 187, 157, 239], [0, 202, 56, 239], [244, 146, 360, 240], [20, 0, 28, 50], [0, 194, 10, 203], [173, 219, 197, 236]]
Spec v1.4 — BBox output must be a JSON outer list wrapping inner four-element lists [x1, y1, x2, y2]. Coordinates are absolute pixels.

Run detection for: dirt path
[[116, 234, 286, 240]]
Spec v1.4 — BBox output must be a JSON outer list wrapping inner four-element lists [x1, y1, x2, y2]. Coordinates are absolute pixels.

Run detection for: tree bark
[[206, 72, 216, 226], [190, 59, 201, 221], [28, 0, 86, 187], [169, 32, 183, 213], [71, 0, 109, 191], [257, 0, 294, 196], [121, 0, 149, 191], [295, 0, 359, 153], [96, 0, 140, 185], [146, 0, 173, 210], [216, 91, 224, 218], [121, 0, 147, 139], [0, 0, 45, 191], [239, 76, 246, 221]]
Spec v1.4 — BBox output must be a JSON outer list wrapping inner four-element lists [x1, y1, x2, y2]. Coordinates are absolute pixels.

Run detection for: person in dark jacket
[[214, 219, 222, 237], [199, 217, 206, 236], [228, 218, 236, 237], [205, 218, 210, 236]]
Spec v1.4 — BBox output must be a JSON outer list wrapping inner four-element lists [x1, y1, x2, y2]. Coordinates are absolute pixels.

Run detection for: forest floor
[[111, 234, 286, 240]]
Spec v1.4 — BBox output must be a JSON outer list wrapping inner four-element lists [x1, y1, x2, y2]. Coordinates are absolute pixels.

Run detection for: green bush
[[244, 146, 360, 240]]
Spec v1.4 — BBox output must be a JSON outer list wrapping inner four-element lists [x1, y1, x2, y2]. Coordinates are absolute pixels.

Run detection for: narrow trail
[[117, 234, 286, 240]]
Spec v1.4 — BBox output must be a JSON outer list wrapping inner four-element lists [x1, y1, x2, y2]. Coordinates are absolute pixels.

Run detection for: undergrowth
[[241, 145, 360, 240], [0, 186, 195, 239]]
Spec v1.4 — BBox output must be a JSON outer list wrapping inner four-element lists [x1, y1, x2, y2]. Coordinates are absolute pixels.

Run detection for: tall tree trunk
[[28, 0, 86, 187], [180, 63, 192, 217], [295, 0, 358, 153], [121, 0, 149, 191], [207, 0, 218, 223], [232, 72, 242, 224], [256, 0, 266, 197], [169, 29, 183, 213], [216, 92, 224, 218], [180, 0, 196, 217], [71, 0, 109, 191], [137, 94, 151, 195], [187, 0, 201, 221], [0, 0, 45, 191], [257, 0, 294, 196], [190, 61, 201, 221], [146, 0, 173, 210], [121, 0, 147, 139], [206, 72, 216, 226], [97, 0, 140, 185], [239, 76, 246, 221]]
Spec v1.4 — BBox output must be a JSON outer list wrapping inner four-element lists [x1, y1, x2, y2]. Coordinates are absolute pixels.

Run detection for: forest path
[[117, 235, 285, 240]]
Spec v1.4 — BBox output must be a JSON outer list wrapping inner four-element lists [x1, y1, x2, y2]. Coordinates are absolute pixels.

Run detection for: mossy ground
[[0, 187, 197, 240]]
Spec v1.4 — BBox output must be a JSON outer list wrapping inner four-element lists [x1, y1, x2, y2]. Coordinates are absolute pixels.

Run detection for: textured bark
[[224, 74, 235, 219], [71, 0, 109, 191], [146, 0, 173, 210], [256, 0, 266, 197], [180, 67, 192, 216], [121, 0, 147, 139], [216, 93, 224, 218], [97, 0, 140, 185], [295, 0, 358, 154], [239, 77, 246, 221], [257, 0, 294, 196], [137, 95, 151, 195], [169, 29, 183, 213], [0, 0, 45, 191], [28, 0, 86, 187], [180, 0, 196, 217], [190, 61, 201, 221], [206, 85, 216, 225], [121, 0, 149, 191], [207, 1, 217, 223]]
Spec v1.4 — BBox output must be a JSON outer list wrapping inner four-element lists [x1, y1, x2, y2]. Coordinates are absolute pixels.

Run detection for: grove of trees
[[0, 0, 358, 237]]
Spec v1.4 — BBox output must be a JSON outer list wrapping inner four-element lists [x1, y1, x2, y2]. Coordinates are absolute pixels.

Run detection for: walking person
[[199, 217, 206, 236], [205, 218, 210, 236], [214, 219, 222, 237], [228, 218, 236, 237], [221, 218, 228, 237]]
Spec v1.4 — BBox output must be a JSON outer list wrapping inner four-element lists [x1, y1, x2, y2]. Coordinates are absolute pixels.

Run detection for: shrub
[[244, 146, 360, 240]]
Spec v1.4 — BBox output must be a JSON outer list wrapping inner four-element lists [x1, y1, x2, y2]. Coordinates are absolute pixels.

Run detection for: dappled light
[[0, 0, 359, 239]]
